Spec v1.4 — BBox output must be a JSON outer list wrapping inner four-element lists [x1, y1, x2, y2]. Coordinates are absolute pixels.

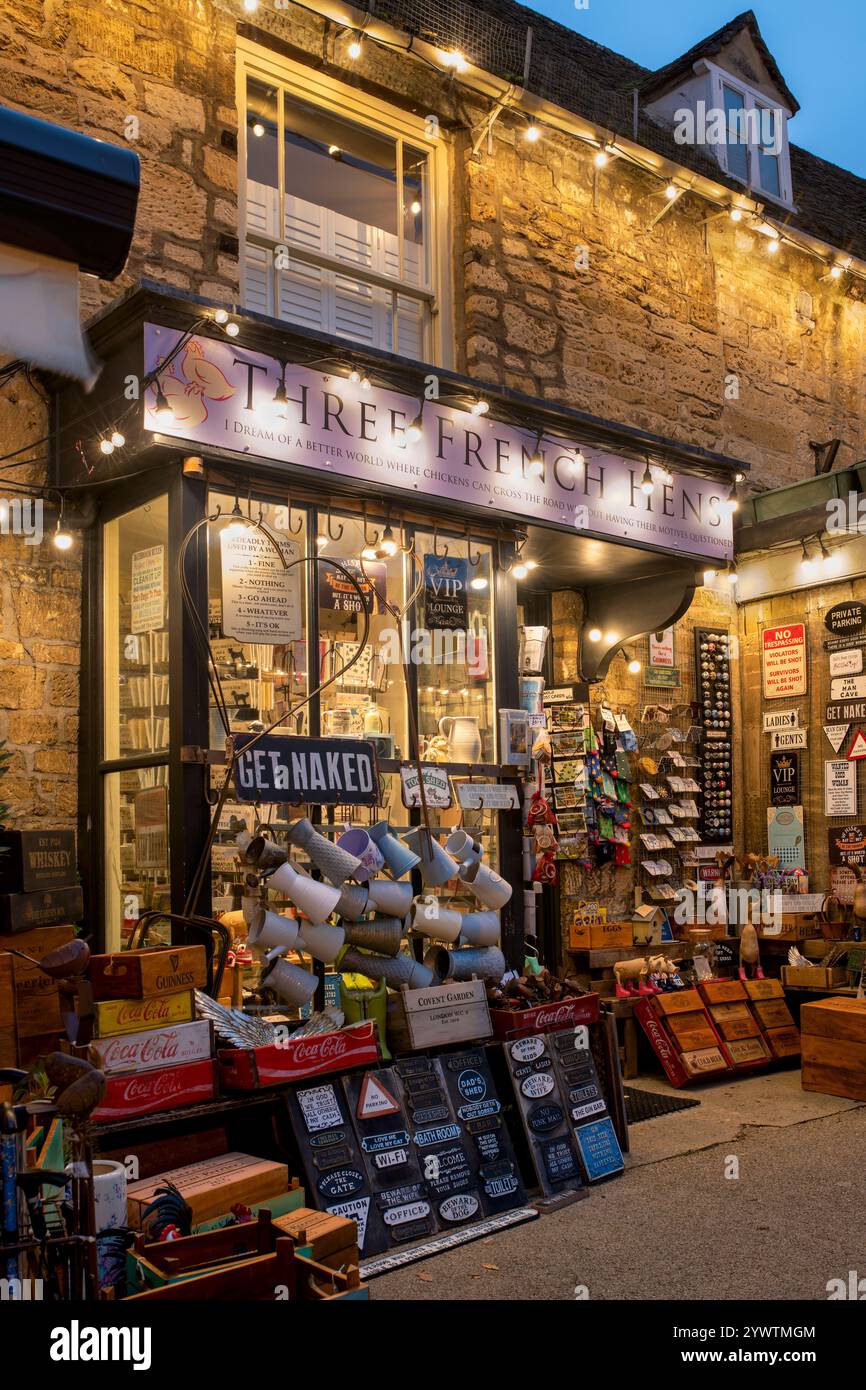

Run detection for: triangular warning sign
[[325, 1196, 370, 1249], [357, 1072, 400, 1119], [846, 728, 866, 760], [824, 724, 850, 753]]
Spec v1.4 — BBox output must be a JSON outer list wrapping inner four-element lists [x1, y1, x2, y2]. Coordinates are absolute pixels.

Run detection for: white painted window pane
[[722, 85, 749, 181], [243, 243, 272, 316], [246, 79, 279, 234]]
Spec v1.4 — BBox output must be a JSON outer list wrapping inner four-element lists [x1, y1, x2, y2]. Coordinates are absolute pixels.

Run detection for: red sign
[[218, 1021, 380, 1090], [762, 624, 807, 699], [633, 1001, 691, 1087], [489, 993, 599, 1041], [92, 1060, 217, 1121], [847, 729, 866, 760]]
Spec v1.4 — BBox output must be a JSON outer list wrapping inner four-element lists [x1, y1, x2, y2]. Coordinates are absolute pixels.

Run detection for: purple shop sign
[[143, 324, 734, 562]]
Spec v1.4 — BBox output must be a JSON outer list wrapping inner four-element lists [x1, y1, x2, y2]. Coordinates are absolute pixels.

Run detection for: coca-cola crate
[[489, 993, 600, 1041], [88, 1020, 213, 1075], [92, 1059, 218, 1122], [218, 1020, 380, 1090]]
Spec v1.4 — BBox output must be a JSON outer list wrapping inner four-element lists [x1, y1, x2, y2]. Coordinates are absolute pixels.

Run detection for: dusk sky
[[535, 1, 866, 178]]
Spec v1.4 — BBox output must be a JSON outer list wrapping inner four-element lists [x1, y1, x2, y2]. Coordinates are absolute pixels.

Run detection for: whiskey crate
[[0, 830, 76, 893], [0, 886, 83, 934], [751, 998, 795, 1031], [726, 1036, 769, 1065], [665, 1011, 719, 1052], [763, 1026, 801, 1060], [653, 988, 704, 1016], [699, 980, 747, 1005], [801, 998, 866, 1100], [88, 946, 207, 1000], [743, 978, 785, 1001]]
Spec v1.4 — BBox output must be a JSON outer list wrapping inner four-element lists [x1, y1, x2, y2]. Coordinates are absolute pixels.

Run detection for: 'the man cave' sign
[[233, 735, 379, 805]]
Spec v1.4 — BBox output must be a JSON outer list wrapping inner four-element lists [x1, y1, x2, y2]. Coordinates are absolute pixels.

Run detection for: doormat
[[623, 1087, 701, 1123]]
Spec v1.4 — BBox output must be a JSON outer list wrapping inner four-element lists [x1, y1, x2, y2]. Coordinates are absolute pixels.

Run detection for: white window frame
[[237, 37, 453, 367], [704, 61, 793, 208]]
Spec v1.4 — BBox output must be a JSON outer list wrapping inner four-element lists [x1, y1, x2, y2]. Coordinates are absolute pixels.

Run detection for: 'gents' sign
[[144, 324, 735, 562], [233, 735, 379, 805]]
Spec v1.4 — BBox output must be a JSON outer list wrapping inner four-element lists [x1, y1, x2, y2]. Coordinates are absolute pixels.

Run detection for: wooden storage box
[[126, 1152, 290, 1229], [0, 886, 83, 934], [751, 998, 796, 1030], [653, 988, 704, 1015], [91, 1059, 217, 1123], [218, 1020, 379, 1089], [88, 945, 207, 1000], [699, 980, 747, 1005], [92, 990, 196, 1038], [665, 1011, 719, 1052], [780, 965, 849, 989], [569, 918, 633, 951], [743, 978, 785, 1001], [489, 993, 599, 1040], [0, 830, 76, 893], [2, 925, 75, 1049], [801, 997, 866, 1100]]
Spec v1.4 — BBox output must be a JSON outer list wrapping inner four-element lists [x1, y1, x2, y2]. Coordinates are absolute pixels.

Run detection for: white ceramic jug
[[439, 714, 482, 763]]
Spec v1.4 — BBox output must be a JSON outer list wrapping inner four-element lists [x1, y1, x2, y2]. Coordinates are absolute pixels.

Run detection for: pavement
[[371, 1069, 866, 1300]]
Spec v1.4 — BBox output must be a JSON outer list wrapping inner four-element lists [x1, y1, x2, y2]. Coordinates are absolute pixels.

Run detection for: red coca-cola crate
[[92, 1059, 217, 1122], [218, 1020, 380, 1091], [489, 993, 600, 1041]]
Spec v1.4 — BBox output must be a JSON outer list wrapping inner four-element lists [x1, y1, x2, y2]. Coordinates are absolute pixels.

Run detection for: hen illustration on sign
[[357, 1073, 400, 1119]]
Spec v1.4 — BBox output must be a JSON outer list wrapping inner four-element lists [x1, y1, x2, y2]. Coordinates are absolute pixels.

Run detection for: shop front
[[61, 283, 740, 976]]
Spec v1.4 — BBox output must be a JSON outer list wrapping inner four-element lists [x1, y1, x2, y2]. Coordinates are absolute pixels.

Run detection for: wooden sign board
[[402, 979, 492, 1050], [233, 734, 379, 805], [762, 624, 807, 699], [502, 1031, 586, 1198], [456, 782, 521, 811]]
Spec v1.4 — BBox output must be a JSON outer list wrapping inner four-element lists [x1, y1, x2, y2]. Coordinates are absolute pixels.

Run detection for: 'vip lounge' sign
[[144, 324, 735, 563]]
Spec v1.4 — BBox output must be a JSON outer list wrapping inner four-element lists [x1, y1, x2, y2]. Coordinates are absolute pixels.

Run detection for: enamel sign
[[762, 624, 807, 699]]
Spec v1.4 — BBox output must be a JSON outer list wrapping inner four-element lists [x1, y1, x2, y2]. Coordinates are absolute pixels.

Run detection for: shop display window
[[104, 768, 170, 950]]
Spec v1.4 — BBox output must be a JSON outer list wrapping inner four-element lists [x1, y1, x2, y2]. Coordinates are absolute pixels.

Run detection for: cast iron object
[[128, 911, 229, 998]]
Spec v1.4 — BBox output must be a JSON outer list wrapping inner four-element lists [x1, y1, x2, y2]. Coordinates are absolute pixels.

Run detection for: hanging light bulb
[[471, 398, 489, 416], [527, 432, 544, 478], [347, 34, 362, 59], [723, 482, 739, 513], [348, 368, 361, 384], [799, 540, 817, 577], [316, 533, 328, 549], [328, 144, 341, 157], [226, 499, 247, 535], [830, 264, 843, 280], [703, 570, 716, 586], [664, 184, 678, 201], [111, 430, 125, 448], [727, 569, 738, 586], [251, 121, 265, 138], [470, 574, 488, 591], [224, 320, 240, 337], [819, 536, 841, 574], [524, 123, 540, 143], [99, 438, 115, 455], [272, 377, 288, 420], [378, 525, 398, 558], [628, 657, 642, 674], [53, 511, 73, 551], [214, 308, 229, 324], [640, 463, 654, 495], [524, 560, 537, 572], [153, 381, 174, 421], [409, 199, 422, 215], [587, 627, 603, 642], [729, 207, 742, 222], [604, 630, 619, 645], [440, 48, 468, 72], [512, 563, 529, 580], [767, 236, 780, 255], [242, 0, 258, 11], [594, 148, 609, 168], [360, 375, 371, 391], [407, 409, 424, 444]]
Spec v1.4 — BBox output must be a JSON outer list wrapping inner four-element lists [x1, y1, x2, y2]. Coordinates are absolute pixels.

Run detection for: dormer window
[[710, 63, 792, 205]]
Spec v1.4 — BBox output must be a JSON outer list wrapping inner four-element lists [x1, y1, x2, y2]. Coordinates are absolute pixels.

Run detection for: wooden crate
[[780, 965, 848, 989], [0, 830, 76, 893], [726, 1036, 769, 1065], [700, 980, 748, 1005], [92, 990, 196, 1038], [653, 988, 704, 1016], [680, 1046, 728, 1078], [751, 998, 796, 1030], [801, 998, 866, 1100], [665, 1011, 719, 1051], [127, 1152, 290, 1229], [0, 886, 83, 934], [715, 1012, 762, 1042], [763, 1026, 801, 1060], [88, 946, 207, 1000], [743, 978, 785, 1001], [2, 925, 74, 1048], [569, 918, 634, 950]]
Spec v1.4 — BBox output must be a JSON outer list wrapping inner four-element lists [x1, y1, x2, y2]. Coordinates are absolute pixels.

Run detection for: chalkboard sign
[[233, 734, 379, 805]]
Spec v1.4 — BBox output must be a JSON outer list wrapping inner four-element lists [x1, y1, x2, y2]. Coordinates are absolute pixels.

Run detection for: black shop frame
[[78, 460, 526, 966]]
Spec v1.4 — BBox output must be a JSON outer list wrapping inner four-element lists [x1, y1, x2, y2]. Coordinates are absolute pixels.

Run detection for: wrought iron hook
[[325, 502, 344, 543], [432, 522, 448, 558], [284, 489, 303, 534], [466, 522, 481, 567], [362, 501, 380, 549]]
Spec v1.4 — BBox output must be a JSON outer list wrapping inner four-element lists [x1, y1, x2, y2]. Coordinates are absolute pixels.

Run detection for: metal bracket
[[180, 745, 226, 765]]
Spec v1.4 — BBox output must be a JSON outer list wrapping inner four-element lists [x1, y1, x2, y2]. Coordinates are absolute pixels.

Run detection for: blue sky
[[535, 1, 866, 177]]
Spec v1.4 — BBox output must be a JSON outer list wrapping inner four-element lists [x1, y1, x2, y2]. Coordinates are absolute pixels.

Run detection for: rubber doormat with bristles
[[623, 1087, 701, 1122]]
